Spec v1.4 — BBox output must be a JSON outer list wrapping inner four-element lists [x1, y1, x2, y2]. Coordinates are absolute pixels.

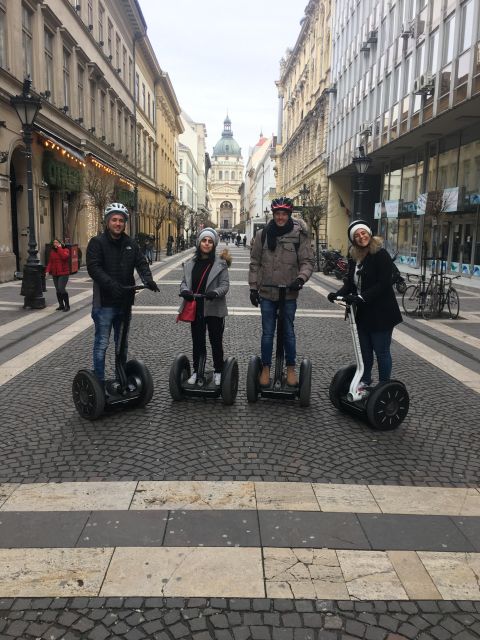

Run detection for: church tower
[[208, 116, 244, 231]]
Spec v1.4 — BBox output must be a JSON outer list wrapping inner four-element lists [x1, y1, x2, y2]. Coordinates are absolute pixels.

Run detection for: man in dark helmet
[[248, 197, 314, 386]]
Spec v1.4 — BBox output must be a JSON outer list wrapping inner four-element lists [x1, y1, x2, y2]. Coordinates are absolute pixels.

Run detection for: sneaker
[[214, 373, 221, 386], [357, 383, 371, 398], [187, 373, 197, 385]]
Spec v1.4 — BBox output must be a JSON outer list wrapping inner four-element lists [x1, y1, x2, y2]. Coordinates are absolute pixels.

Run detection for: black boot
[[56, 292, 64, 311], [62, 293, 70, 312]]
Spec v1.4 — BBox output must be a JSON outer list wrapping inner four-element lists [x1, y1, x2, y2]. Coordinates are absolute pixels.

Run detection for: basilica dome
[[212, 116, 242, 158]]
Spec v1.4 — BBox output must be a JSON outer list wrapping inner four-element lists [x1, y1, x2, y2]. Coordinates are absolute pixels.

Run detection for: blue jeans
[[259, 297, 297, 366], [92, 306, 127, 382], [357, 326, 393, 385]]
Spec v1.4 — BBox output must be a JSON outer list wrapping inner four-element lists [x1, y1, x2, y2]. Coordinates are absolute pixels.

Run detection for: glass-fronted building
[[328, 0, 480, 276]]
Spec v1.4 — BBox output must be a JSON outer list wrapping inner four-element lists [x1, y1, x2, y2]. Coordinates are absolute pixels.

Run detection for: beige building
[[275, 0, 333, 246], [0, 0, 182, 282], [208, 116, 244, 232]]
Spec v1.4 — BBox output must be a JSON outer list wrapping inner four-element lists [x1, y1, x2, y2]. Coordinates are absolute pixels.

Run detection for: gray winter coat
[[179, 256, 230, 317], [248, 220, 314, 301]]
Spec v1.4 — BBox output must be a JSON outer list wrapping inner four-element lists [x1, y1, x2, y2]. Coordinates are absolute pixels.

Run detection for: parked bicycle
[[402, 273, 460, 319]]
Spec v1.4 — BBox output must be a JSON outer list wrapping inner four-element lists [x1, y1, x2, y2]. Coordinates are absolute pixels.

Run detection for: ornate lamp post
[[264, 207, 270, 225], [352, 146, 372, 220], [166, 189, 174, 255], [10, 79, 45, 309]]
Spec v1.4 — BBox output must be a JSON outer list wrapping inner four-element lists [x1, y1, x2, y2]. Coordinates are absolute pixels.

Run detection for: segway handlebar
[[262, 283, 292, 291]]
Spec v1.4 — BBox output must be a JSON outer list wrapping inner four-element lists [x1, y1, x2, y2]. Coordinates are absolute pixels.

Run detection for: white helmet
[[103, 202, 129, 222]]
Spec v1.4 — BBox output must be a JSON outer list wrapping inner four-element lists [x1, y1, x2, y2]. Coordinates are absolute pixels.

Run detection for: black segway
[[169, 295, 239, 405], [329, 297, 409, 430], [72, 285, 154, 420], [246, 285, 312, 406]]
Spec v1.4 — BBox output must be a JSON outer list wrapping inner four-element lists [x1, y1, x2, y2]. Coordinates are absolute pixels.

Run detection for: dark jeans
[[259, 297, 297, 366], [92, 306, 127, 382], [357, 326, 393, 385], [53, 275, 69, 294], [191, 315, 225, 373]]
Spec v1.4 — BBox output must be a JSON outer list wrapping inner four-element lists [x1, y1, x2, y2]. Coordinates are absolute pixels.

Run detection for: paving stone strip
[[0, 597, 479, 640]]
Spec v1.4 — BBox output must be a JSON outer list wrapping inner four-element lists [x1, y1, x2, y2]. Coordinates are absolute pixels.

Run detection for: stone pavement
[[0, 244, 479, 639]]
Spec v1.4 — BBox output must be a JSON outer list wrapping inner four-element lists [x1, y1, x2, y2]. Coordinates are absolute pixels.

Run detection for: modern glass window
[[428, 29, 439, 73], [62, 48, 71, 108], [22, 5, 33, 80], [442, 14, 456, 66], [459, 0, 474, 53], [44, 30, 54, 98], [77, 65, 84, 119]]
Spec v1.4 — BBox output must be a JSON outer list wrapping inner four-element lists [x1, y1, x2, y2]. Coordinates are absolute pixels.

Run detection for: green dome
[[213, 116, 242, 158]]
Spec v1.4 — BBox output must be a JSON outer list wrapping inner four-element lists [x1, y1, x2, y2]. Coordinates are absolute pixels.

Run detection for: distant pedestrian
[[242, 235, 247, 248], [46, 239, 71, 312]]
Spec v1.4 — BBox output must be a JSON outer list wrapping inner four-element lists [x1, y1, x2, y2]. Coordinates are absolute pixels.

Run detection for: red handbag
[[176, 264, 211, 323]]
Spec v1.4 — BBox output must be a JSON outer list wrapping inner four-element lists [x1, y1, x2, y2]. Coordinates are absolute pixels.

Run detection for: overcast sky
[[138, 0, 307, 160]]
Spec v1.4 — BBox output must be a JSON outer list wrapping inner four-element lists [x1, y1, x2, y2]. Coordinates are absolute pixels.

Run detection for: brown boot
[[286, 365, 298, 386], [259, 366, 270, 386]]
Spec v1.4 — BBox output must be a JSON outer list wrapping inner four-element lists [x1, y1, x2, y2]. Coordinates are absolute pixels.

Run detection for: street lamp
[[352, 145, 372, 220], [166, 189, 174, 255], [299, 182, 310, 208], [10, 78, 45, 309], [264, 207, 269, 225]]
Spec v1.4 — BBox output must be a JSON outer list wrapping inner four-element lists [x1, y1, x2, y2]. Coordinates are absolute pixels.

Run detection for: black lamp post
[[352, 146, 372, 220], [166, 189, 174, 255], [299, 182, 310, 208], [264, 207, 269, 225], [10, 78, 45, 309]]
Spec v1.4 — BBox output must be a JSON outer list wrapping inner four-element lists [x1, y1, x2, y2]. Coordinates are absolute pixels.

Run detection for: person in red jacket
[[45, 239, 71, 311]]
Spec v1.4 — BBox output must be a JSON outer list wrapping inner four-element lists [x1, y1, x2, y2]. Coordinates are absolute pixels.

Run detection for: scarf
[[266, 218, 294, 251]]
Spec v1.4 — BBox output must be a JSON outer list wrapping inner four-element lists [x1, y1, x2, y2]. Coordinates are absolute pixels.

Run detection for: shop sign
[[374, 202, 382, 219], [416, 193, 428, 215], [401, 201, 417, 215], [417, 188, 465, 215], [442, 187, 464, 213], [374, 200, 402, 219], [43, 155, 82, 192]]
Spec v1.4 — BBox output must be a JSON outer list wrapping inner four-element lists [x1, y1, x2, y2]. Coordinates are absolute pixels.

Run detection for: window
[[122, 46, 126, 78], [442, 14, 456, 66], [87, 0, 93, 27], [117, 108, 121, 147], [142, 83, 146, 111], [100, 90, 106, 136], [135, 73, 139, 103], [77, 65, 84, 119], [179, 159, 183, 172], [22, 5, 33, 79], [0, 4, 6, 69], [98, 4, 104, 43], [110, 99, 114, 141], [147, 92, 151, 120], [219, 170, 223, 180], [428, 29, 439, 73], [44, 30, 54, 99], [128, 57, 133, 92], [115, 34, 120, 68], [107, 19, 113, 57], [90, 80, 96, 129], [63, 48, 71, 108], [459, 0, 474, 53]]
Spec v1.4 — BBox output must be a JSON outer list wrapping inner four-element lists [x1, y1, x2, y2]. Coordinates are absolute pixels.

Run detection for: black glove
[[205, 290, 218, 300], [180, 290, 194, 302], [327, 292, 336, 303], [289, 278, 304, 291], [345, 293, 363, 305], [250, 289, 260, 307], [145, 280, 159, 292], [111, 281, 125, 299]]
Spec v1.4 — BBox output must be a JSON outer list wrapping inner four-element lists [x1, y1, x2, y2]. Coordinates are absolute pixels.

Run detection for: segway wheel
[[329, 364, 356, 410], [169, 354, 190, 401], [366, 381, 409, 430], [72, 370, 105, 420], [221, 357, 239, 406], [246, 355, 262, 403], [298, 358, 312, 407], [125, 359, 154, 408]]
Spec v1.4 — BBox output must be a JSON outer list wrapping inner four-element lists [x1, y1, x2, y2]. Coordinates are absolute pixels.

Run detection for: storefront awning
[[35, 125, 85, 163], [86, 152, 135, 189]]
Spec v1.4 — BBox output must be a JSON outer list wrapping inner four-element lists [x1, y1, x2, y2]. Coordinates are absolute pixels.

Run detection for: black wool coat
[[336, 248, 402, 332]]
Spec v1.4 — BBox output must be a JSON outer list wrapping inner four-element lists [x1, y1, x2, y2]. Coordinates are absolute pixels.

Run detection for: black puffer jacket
[[336, 248, 402, 331], [86, 231, 153, 307]]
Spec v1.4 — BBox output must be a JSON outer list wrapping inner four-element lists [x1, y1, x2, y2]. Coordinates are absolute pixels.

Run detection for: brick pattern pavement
[[0, 597, 479, 640]]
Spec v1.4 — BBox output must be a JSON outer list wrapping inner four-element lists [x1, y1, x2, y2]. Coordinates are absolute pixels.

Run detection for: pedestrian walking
[[242, 235, 247, 248], [327, 219, 402, 396], [249, 197, 314, 386], [86, 202, 159, 386], [145, 236, 154, 264], [45, 239, 71, 312], [178, 227, 231, 386]]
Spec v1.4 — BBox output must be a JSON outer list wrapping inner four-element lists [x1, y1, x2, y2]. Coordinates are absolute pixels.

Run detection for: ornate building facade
[[208, 116, 244, 231]]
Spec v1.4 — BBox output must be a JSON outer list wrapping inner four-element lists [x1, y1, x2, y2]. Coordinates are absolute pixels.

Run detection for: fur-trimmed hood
[[349, 235, 383, 261], [219, 248, 232, 267]]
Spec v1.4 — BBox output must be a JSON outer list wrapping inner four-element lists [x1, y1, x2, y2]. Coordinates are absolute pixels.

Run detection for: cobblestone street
[[0, 246, 480, 639]]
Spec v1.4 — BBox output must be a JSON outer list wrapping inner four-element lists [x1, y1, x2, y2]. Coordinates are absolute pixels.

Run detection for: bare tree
[[83, 165, 115, 233], [298, 182, 328, 271], [153, 204, 168, 259]]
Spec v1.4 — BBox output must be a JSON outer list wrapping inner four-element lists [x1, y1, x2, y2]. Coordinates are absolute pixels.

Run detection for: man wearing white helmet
[[86, 202, 159, 385]]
